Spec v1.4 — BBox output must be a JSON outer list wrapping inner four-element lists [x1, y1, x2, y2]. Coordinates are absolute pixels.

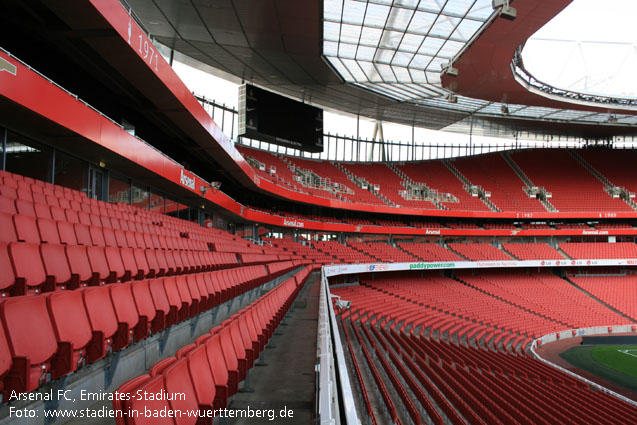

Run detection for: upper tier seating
[[578, 148, 637, 195], [510, 150, 633, 212], [340, 163, 439, 209], [282, 155, 384, 204], [238, 147, 637, 215], [396, 161, 491, 211], [239, 146, 386, 205], [453, 153, 547, 212], [262, 237, 334, 264], [235, 145, 297, 187]]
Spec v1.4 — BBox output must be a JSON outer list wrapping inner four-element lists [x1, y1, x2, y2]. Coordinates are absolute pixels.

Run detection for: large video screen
[[238, 84, 323, 153]]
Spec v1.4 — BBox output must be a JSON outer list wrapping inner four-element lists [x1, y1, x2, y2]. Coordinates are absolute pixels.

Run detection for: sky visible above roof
[[522, 0, 637, 99]]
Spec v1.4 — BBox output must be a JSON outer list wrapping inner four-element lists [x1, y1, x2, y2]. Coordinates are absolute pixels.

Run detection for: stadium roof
[[126, 0, 637, 140]]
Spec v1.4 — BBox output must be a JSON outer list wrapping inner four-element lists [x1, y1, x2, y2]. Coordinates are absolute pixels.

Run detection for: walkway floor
[[228, 272, 320, 424]]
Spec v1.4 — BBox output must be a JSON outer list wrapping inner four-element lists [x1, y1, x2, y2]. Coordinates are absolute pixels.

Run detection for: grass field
[[560, 345, 637, 391]]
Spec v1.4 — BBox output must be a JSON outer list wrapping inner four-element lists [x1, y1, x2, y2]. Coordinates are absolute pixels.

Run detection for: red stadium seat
[[65, 245, 93, 288], [105, 246, 127, 283], [133, 248, 150, 279], [186, 345, 218, 409], [46, 290, 92, 377], [124, 376, 175, 425], [130, 280, 157, 340], [0, 242, 16, 296], [86, 246, 111, 285], [8, 242, 46, 295], [148, 278, 177, 331], [0, 212, 17, 243], [0, 197, 16, 215], [149, 357, 176, 377], [36, 217, 61, 244], [113, 374, 150, 425], [0, 321, 13, 398], [120, 247, 140, 280], [15, 199, 35, 217], [0, 296, 57, 394], [83, 286, 118, 362], [57, 220, 78, 245], [163, 277, 188, 322], [40, 243, 72, 291], [109, 283, 139, 350], [218, 328, 242, 387], [163, 360, 200, 425], [204, 334, 233, 406], [89, 226, 106, 246], [174, 276, 196, 318], [74, 223, 92, 246]]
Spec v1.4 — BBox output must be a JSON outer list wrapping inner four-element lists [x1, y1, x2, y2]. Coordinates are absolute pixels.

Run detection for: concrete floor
[[227, 272, 319, 425], [64, 271, 319, 425]]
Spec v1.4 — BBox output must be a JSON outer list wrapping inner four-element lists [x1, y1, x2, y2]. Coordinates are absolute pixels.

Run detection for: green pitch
[[560, 345, 637, 392]]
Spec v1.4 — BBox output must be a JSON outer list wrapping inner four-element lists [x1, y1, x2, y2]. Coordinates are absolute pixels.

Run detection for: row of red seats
[[112, 265, 312, 425], [0, 241, 238, 296], [0, 197, 210, 251], [0, 260, 300, 398], [456, 271, 626, 329], [347, 241, 419, 262], [453, 153, 547, 212], [0, 170, 250, 251], [560, 242, 637, 259], [502, 243, 564, 260], [335, 284, 637, 425], [448, 243, 512, 261], [510, 150, 633, 213], [396, 243, 464, 262], [1, 173, 85, 205], [569, 275, 637, 320], [340, 321, 379, 425], [342, 322, 401, 424]]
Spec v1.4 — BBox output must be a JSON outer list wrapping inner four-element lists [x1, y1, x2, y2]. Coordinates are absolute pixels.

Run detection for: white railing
[[316, 268, 360, 425], [531, 326, 637, 407]]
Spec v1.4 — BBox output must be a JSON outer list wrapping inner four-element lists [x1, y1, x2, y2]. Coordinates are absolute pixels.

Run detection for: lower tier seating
[[0, 260, 304, 397], [569, 274, 637, 320], [333, 273, 637, 425], [112, 266, 311, 424], [502, 243, 564, 260], [448, 243, 512, 261], [560, 242, 637, 259]]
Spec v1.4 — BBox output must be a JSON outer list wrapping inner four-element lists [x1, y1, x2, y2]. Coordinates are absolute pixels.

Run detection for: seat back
[[163, 360, 199, 425], [9, 242, 46, 292], [186, 345, 216, 406], [113, 374, 150, 425], [109, 283, 140, 330], [0, 242, 16, 293], [47, 290, 93, 350], [82, 286, 119, 340], [125, 376, 176, 425]]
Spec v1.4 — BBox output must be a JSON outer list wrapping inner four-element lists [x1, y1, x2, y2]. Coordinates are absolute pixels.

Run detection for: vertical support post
[[1, 127, 7, 171]]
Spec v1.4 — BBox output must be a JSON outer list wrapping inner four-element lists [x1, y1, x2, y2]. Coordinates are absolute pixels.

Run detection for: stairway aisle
[[228, 272, 320, 425]]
